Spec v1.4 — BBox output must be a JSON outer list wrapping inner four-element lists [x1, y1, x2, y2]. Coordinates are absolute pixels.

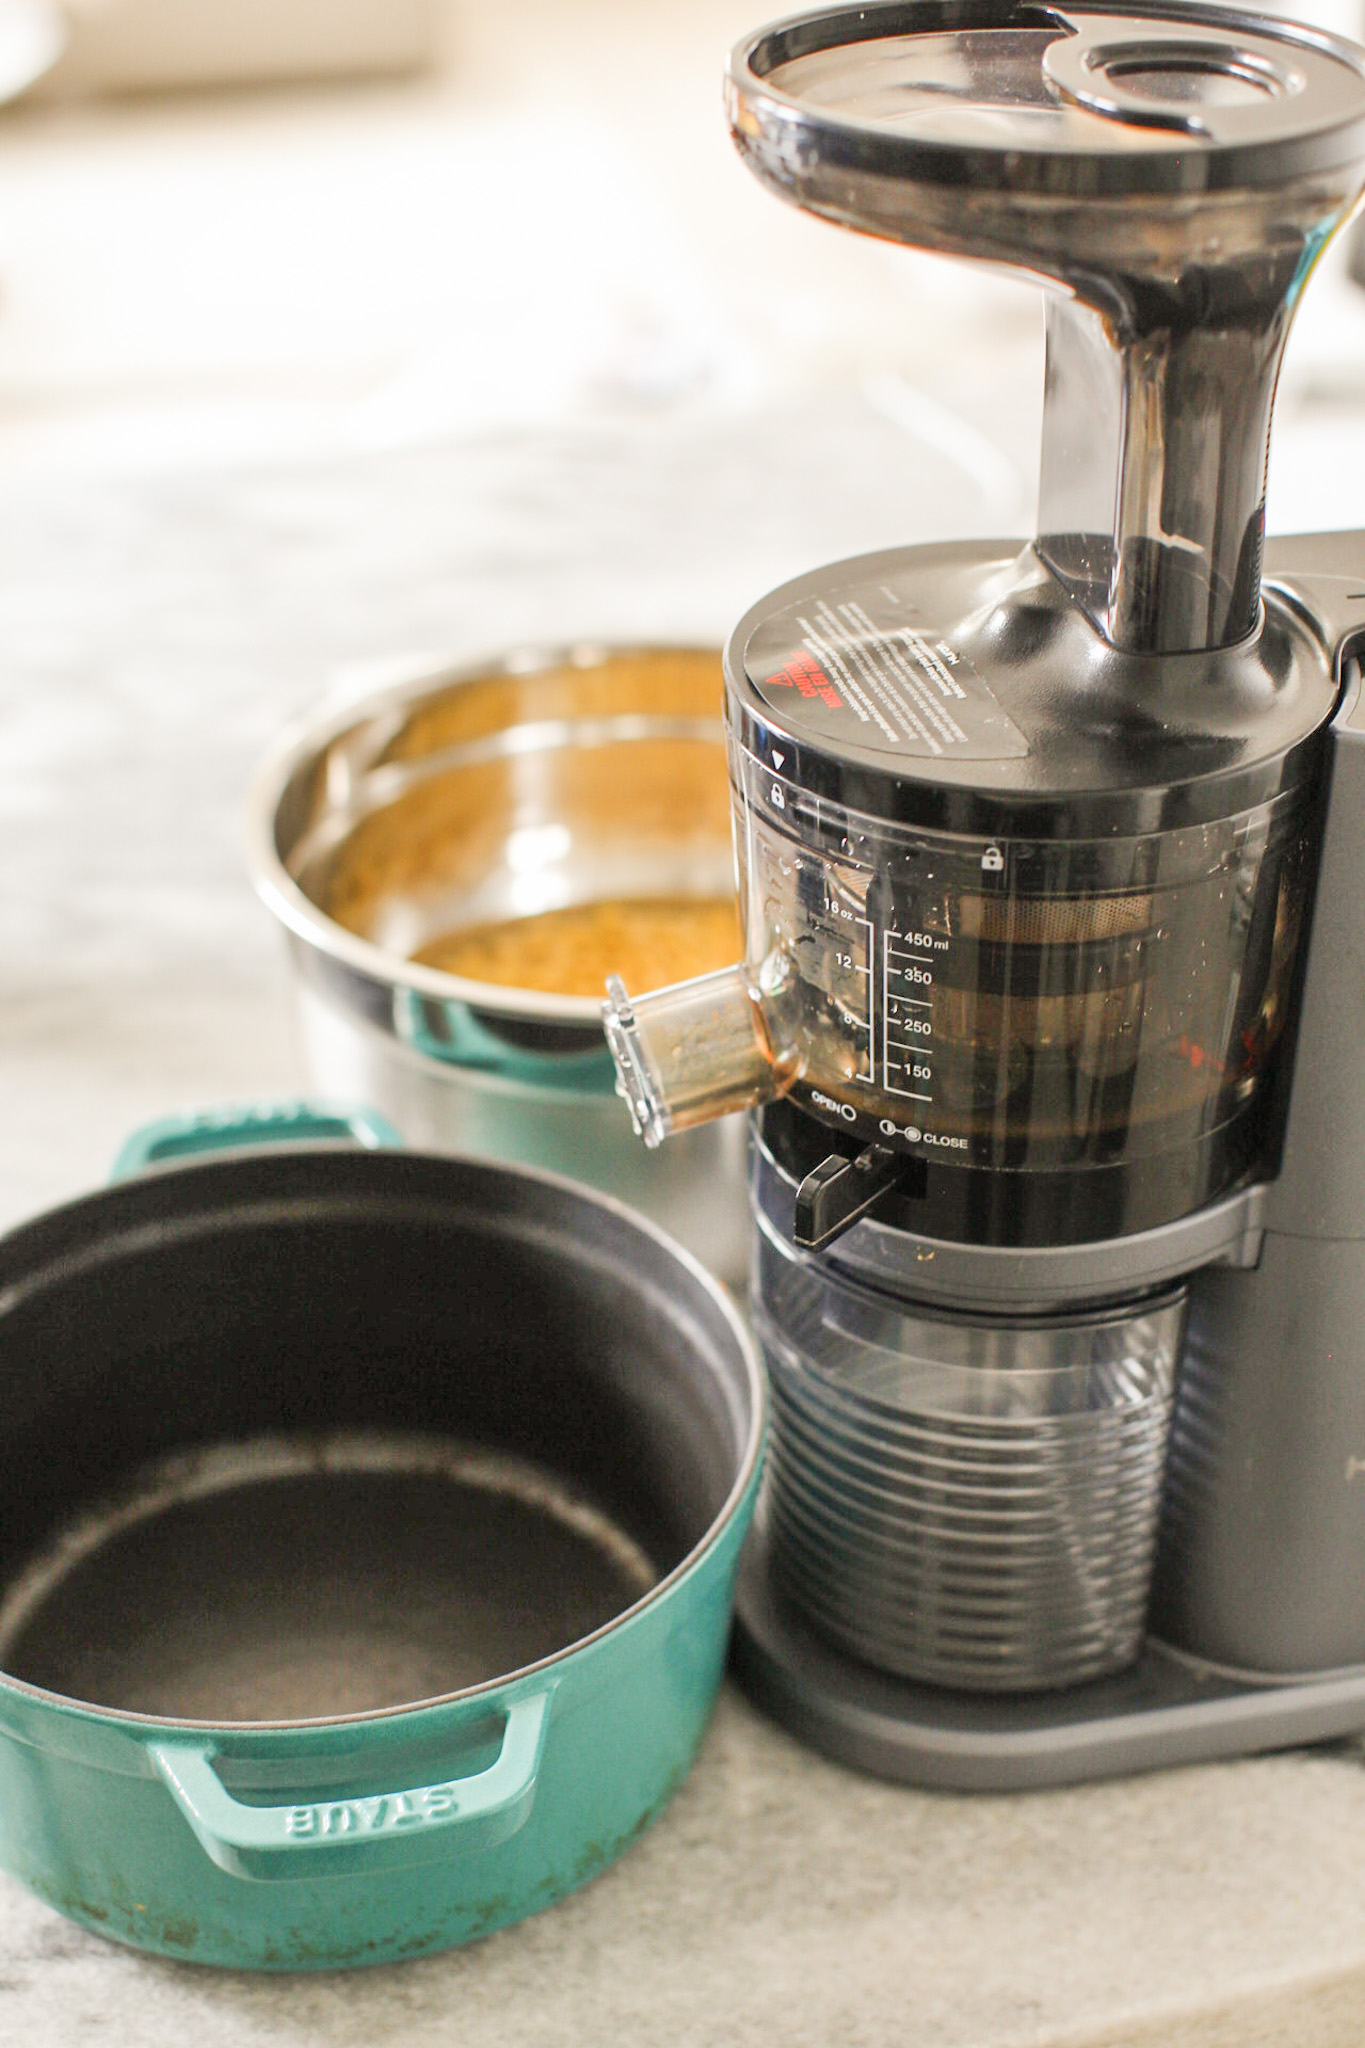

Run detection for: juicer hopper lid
[[728, 1, 1365, 204]]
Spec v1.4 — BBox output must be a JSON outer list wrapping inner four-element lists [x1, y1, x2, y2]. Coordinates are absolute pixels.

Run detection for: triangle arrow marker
[[772, 751, 785, 769]]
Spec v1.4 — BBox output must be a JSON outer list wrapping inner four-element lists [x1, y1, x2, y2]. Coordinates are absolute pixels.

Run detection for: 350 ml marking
[[882, 927, 946, 1101]]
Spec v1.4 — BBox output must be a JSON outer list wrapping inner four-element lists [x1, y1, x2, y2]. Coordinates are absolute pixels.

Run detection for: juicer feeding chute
[[730, 3, 1365, 655]]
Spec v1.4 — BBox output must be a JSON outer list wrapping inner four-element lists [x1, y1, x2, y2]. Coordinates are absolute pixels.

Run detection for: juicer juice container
[[605, 3, 1365, 1785]]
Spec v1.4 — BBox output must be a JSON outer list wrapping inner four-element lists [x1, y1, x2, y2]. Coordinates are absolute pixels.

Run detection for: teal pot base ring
[[0, 1149, 763, 1970]]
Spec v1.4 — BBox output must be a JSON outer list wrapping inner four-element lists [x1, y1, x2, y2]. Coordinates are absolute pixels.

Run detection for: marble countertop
[[5, 1692, 1365, 2048], [4, 7, 1365, 2035], [0, 402, 1364, 2048]]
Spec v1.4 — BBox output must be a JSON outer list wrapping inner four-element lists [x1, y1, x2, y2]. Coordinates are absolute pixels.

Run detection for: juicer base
[[731, 1525, 1365, 1792]]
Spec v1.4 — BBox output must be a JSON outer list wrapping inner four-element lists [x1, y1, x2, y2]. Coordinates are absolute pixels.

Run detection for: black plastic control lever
[[793, 1145, 902, 1251]]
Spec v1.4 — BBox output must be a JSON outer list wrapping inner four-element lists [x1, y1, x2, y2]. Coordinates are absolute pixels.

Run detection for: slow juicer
[[604, 0, 1365, 1787]]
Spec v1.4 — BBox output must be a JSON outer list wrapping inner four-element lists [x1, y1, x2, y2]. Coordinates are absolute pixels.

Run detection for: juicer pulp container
[[754, 1204, 1186, 1692]]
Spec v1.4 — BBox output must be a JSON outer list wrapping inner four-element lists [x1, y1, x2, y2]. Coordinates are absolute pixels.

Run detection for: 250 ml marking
[[287, 1787, 461, 1835]]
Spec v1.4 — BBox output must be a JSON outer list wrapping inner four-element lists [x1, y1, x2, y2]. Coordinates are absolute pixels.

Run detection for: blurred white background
[[0, 0, 1029, 514], [0, 0, 1351, 530]]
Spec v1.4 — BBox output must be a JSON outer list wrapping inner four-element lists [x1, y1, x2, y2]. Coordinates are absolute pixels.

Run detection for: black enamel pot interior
[[0, 1148, 762, 1968]]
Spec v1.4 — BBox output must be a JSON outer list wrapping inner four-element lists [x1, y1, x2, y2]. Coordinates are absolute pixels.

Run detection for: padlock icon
[[981, 844, 1004, 873]]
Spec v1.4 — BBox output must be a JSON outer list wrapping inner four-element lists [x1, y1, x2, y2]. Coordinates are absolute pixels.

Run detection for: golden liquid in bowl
[[414, 896, 742, 1000]]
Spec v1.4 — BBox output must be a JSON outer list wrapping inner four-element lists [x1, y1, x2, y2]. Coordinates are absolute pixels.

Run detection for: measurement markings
[[882, 926, 937, 1101], [852, 914, 875, 1080], [847, 916, 875, 1014], [838, 911, 874, 1084]]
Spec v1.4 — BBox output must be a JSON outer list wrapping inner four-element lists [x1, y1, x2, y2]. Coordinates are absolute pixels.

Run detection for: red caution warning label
[[745, 577, 1028, 762]]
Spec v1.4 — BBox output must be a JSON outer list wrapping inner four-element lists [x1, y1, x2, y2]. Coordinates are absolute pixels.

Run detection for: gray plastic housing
[[1150, 537, 1365, 1672]]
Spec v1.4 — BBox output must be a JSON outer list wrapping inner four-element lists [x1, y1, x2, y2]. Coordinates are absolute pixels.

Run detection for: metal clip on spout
[[603, 966, 798, 1148]]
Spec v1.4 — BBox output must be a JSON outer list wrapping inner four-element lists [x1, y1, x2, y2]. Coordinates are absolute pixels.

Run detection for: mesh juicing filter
[[754, 1215, 1185, 1691]]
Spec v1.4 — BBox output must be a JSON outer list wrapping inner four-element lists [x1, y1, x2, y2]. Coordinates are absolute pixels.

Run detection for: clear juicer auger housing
[[606, 539, 1331, 1246]]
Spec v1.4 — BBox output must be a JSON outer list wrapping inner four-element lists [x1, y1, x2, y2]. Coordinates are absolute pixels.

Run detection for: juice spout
[[603, 963, 797, 1147]]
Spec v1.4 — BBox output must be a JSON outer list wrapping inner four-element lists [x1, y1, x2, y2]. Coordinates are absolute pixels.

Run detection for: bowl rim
[[0, 1143, 766, 1736], [244, 640, 733, 1028]]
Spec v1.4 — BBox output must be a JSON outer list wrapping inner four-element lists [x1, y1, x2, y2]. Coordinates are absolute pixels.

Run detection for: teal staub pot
[[0, 1107, 764, 1969]]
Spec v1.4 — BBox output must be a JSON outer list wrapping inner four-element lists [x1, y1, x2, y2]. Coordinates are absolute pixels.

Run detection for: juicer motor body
[[1154, 544, 1365, 1678]]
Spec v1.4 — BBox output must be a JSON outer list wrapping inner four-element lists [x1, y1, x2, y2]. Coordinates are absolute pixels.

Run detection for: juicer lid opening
[[731, 0, 1365, 189]]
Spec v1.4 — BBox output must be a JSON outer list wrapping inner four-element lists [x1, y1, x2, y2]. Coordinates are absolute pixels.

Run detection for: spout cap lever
[[794, 1144, 902, 1251]]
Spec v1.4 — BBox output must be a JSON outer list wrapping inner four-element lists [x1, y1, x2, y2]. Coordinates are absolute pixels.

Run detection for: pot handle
[[110, 1100, 402, 1182], [147, 1687, 554, 1881]]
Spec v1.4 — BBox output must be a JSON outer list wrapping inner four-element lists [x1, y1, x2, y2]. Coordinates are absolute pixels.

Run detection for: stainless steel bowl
[[246, 645, 749, 1283]]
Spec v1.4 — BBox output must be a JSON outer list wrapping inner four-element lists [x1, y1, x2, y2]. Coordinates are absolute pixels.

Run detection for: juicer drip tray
[[732, 1523, 1365, 1792]]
